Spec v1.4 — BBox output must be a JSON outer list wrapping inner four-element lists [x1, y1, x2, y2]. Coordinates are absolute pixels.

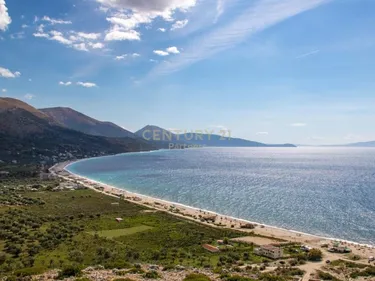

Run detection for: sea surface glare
[[67, 147, 375, 245]]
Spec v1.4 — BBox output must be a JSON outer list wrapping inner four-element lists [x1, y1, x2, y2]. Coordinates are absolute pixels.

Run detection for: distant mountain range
[[0, 98, 297, 165], [135, 125, 296, 148], [341, 141, 375, 147], [299, 141, 375, 147]]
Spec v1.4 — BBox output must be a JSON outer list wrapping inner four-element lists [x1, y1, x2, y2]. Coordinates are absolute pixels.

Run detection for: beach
[[50, 160, 375, 264]]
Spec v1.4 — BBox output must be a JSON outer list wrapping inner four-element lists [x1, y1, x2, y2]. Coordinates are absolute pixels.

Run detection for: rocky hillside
[[40, 107, 135, 138], [0, 98, 155, 165]]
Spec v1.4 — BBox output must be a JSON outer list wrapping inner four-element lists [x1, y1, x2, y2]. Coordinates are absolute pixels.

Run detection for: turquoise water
[[67, 147, 375, 245]]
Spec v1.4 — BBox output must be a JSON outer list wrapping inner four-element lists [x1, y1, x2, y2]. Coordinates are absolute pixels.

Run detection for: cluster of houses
[[254, 245, 283, 259]]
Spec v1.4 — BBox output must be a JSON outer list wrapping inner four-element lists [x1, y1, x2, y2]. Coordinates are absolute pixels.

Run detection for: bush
[[317, 271, 341, 281], [184, 273, 211, 281], [57, 265, 82, 279], [143, 270, 161, 279], [226, 275, 256, 281], [307, 248, 323, 261]]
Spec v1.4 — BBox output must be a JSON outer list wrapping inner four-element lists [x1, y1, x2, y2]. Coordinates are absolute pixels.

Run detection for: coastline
[[51, 158, 374, 260]]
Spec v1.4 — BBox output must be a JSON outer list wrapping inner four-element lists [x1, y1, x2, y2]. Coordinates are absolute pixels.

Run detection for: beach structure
[[254, 245, 283, 259], [301, 245, 312, 252], [202, 214, 217, 222], [202, 244, 220, 253], [328, 246, 351, 253]]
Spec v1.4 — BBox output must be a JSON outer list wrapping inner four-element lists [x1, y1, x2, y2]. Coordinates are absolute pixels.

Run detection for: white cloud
[[214, 0, 225, 23], [1, 88, 6, 92], [59, 81, 72, 86], [24, 93, 34, 100], [99, 0, 197, 40], [104, 28, 140, 41], [166, 46, 180, 54], [158, 28, 166, 32], [97, 0, 197, 16], [107, 14, 152, 31], [291, 123, 307, 127], [49, 30, 73, 45], [115, 53, 141, 60], [77, 82, 97, 88], [154, 47, 180, 56], [296, 49, 320, 59], [42, 16, 72, 25], [75, 32, 101, 40], [150, 59, 158, 62], [21, 24, 28, 28], [154, 50, 169, 56], [149, 0, 330, 76], [73, 43, 89, 52], [0, 67, 21, 78], [0, 0, 11, 31], [34, 29, 105, 52], [33, 32, 49, 38], [115, 54, 128, 60], [28, 78, 32, 82], [256, 132, 269, 135], [171, 19, 188, 30], [88, 42, 105, 49]]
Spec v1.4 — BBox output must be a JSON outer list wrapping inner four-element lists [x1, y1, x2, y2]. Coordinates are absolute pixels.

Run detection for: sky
[[1, 0, 375, 145]]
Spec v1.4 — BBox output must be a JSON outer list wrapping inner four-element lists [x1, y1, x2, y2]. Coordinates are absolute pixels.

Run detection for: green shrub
[[307, 248, 323, 261], [143, 270, 161, 279], [57, 265, 82, 279], [184, 273, 211, 281], [317, 271, 341, 281], [226, 275, 256, 281]]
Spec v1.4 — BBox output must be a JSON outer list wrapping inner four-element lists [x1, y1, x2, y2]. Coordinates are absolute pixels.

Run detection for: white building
[[254, 245, 283, 259]]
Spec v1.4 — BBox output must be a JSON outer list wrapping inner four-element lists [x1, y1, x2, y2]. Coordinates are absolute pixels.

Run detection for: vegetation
[[317, 271, 343, 281], [143, 270, 161, 279], [183, 273, 211, 281], [307, 248, 323, 261], [0, 176, 251, 278]]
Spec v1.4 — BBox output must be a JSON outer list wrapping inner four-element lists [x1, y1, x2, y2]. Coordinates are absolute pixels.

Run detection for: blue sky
[[1, 0, 375, 145]]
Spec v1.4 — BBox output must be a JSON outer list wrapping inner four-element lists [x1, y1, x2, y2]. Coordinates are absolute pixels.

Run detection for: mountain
[[40, 107, 135, 138], [136, 125, 296, 148], [345, 141, 375, 147], [0, 98, 155, 164]]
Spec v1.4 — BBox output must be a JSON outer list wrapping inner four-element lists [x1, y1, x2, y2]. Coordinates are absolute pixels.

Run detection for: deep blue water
[[67, 147, 375, 245]]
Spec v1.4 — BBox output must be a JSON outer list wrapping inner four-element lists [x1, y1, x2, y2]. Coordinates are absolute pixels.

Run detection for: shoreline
[[51, 158, 374, 260]]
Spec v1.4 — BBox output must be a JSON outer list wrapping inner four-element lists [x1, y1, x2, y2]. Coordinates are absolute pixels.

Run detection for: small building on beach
[[254, 245, 283, 259]]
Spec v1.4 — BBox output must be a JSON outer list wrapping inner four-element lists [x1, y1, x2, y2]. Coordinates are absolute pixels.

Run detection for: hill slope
[[40, 107, 135, 138], [0, 98, 155, 164], [136, 125, 296, 148]]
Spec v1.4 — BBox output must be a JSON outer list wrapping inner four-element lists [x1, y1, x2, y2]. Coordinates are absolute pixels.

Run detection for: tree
[[307, 248, 323, 261], [69, 250, 84, 263]]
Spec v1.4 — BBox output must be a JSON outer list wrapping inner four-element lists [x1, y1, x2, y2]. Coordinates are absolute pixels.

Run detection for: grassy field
[[1, 180, 271, 278], [88, 226, 154, 238]]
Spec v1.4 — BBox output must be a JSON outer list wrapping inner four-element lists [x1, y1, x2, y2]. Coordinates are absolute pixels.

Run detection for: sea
[[66, 147, 375, 245]]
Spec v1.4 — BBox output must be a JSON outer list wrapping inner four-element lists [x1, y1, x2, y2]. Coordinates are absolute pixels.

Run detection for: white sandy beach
[[50, 161, 375, 263]]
